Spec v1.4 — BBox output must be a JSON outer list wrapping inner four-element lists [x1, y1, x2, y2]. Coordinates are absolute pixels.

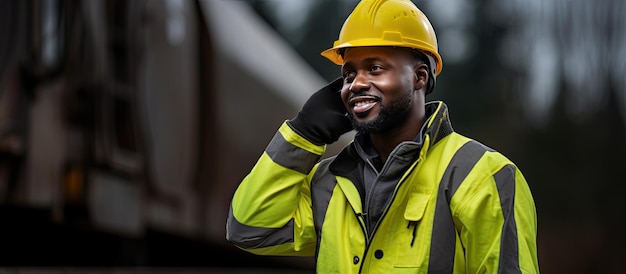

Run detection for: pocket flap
[[404, 192, 431, 221]]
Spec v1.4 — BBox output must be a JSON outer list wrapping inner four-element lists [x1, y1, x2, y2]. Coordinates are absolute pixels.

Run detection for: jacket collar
[[330, 101, 453, 177]]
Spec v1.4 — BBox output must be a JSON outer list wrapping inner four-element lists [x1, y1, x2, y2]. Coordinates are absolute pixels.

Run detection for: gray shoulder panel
[[266, 131, 321, 174], [226, 206, 295, 249]]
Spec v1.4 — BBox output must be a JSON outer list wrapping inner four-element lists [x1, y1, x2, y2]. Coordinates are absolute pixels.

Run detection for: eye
[[342, 70, 356, 82], [370, 65, 384, 72]]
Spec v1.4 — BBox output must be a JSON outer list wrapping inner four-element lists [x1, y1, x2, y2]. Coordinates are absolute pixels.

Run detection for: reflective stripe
[[429, 141, 488, 273], [309, 160, 338, 258], [226, 206, 295, 249], [495, 165, 522, 274], [266, 131, 320, 174]]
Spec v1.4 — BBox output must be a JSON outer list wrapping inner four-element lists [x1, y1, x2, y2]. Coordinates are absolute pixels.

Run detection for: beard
[[349, 91, 412, 134]]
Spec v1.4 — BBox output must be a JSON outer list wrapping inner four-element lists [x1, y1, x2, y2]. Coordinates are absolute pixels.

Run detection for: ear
[[414, 64, 429, 91]]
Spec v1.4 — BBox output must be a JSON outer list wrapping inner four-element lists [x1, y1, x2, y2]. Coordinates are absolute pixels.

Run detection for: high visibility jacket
[[227, 101, 539, 273]]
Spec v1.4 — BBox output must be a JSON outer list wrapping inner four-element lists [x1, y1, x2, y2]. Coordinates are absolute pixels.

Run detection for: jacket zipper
[[357, 157, 422, 273], [355, 211, 369, 274], [367, 153, 421, 241]]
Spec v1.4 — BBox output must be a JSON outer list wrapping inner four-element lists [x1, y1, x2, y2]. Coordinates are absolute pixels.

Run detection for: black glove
[[287, 77, 353, 145]]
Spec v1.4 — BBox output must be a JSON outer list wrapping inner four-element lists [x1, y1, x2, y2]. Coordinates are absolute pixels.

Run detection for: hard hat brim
[[320, 39, 443, 75]]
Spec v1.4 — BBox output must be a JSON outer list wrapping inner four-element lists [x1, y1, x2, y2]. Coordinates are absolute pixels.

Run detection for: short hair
[[408, 49, 429, 66]]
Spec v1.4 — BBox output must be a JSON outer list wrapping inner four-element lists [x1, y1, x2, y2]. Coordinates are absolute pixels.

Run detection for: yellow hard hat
[[321, 0, 443, 76]]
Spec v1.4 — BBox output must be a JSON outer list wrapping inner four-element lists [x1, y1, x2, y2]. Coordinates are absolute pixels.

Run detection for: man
[[226, 0, 539, 273]]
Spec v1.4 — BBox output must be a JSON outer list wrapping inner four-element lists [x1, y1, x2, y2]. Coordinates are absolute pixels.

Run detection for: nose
[[349, 71, 370, 93]]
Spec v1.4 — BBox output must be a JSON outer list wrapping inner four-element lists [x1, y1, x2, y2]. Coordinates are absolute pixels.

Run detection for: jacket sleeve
[[453, 156, 540, 273], [226, 121, 324, 256]]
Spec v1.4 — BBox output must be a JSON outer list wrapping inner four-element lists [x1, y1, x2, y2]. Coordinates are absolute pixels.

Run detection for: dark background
[[0, 0, 624, 273]]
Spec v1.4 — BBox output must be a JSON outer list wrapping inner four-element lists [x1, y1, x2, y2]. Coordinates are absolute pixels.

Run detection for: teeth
[[354, 100, 375, 107]]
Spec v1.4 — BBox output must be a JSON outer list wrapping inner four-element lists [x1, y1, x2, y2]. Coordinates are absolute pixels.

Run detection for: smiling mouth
[[349, 95, 380, 115]]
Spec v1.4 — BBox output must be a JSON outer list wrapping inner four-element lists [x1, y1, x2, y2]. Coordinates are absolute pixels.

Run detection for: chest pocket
[[404, 192, 430, 221], [391, 191, 432, 270]]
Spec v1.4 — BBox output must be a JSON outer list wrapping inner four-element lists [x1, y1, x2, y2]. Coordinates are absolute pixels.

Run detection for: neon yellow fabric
[[228, 104, 539, 273]]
